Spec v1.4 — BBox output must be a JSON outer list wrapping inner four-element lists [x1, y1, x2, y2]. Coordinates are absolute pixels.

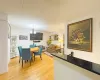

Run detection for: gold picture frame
[[67, 18, 92, 52]]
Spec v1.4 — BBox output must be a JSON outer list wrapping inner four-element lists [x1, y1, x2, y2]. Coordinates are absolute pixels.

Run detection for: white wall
[[53, 1, 100, 79], [0, 13, 8, 74], [65, 13, 100, 64], [8, 39, 10, 63], [49, 0, 100, 65], [11, 27, 50, 55], [11, 27, 31, 47]]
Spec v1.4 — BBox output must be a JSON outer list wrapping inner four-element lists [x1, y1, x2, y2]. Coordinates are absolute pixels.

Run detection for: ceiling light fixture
[[30, 24, 37, 34]]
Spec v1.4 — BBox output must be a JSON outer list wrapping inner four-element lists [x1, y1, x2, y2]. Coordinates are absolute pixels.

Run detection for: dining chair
[[30, 44, 36, 48], [18, 46, 22, 63], [22, 48, 32, 67], [34, 47, 43, 61]]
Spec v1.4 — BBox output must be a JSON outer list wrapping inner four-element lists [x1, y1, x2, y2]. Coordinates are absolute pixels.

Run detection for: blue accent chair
[[34, 47, 43, 61], [22, 48, 32, 67], [18, 46, 22, 63], [30, 44, 36, 48]]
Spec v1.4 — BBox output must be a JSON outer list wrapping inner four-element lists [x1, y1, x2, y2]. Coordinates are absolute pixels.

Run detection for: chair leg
[[31, 57, 33, 62], [30, 60, 31, 66], [22, 60, 23, 68], [40, 55, 42, 60], [25, 60, 28, 63], [19, 57, 21, 63], [19, 58, 20, 63], [34, 55, 35, 61]]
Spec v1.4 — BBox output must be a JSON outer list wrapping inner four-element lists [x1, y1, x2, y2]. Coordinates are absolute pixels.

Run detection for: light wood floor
[[0, 53, 54, 80]]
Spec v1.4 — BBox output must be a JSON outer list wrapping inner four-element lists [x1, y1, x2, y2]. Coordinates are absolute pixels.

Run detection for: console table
[[51, 53, 100, 80]]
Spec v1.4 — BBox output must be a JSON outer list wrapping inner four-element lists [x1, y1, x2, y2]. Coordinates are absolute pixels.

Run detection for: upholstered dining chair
[[30, 44, 36, 48], [22, 48, 32, 67], [18, 46, 22, 63], [34, 47, 43, 61]]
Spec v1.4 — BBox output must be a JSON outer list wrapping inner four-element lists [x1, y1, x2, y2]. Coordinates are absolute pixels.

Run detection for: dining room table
[[30, 47, 39, 61], [30, 47, 39, 53]]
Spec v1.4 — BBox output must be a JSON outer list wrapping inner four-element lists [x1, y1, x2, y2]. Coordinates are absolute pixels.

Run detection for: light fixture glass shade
[[30, 31, 32, 33], [34, 31, 36, 34], [30, 28, 36, 34]]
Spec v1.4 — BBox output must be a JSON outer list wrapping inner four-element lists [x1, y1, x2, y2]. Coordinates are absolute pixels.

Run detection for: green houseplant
[[47, 39, 52, 46]]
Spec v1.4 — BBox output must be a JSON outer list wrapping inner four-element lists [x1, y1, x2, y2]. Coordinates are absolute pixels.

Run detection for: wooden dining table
[[30, 47, 39, 61], [30, 47, 39, 53]]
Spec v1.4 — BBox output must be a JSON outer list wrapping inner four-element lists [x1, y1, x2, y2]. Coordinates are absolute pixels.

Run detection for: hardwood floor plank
[[0, 53, 54, 80]]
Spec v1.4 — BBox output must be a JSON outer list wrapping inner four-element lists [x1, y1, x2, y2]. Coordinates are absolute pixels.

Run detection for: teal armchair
[[22, 48, 32, 67], [30, 44, 36, 48], [34, 47, 43, 61], [18, 46, 22, 63]]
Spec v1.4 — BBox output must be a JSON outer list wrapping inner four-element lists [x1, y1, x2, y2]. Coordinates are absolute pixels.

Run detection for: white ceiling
[[0, 0, 100, 32], [0, 0, 67, 32]]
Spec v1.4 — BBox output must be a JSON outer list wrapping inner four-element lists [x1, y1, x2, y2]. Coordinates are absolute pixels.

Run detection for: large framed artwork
[[67, 18, 92, 52]]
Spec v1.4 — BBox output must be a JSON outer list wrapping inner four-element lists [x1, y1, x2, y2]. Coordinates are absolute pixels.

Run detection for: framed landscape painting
[[67, 18, 92, 52]]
